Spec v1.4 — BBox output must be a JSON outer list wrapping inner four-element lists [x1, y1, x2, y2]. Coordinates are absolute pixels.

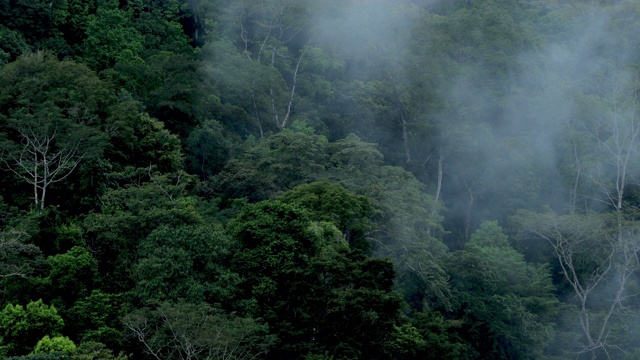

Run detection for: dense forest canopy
[[1, 0, 640, 359]]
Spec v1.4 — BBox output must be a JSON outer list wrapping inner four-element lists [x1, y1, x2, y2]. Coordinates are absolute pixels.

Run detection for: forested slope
[[1, 0, 640, 359]]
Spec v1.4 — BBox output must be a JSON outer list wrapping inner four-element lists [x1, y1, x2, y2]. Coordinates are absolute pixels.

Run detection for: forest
[[1, 0, 640, 359]]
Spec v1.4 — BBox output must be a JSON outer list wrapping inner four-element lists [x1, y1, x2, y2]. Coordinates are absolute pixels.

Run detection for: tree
[[0, 52, 110, 210], [4, 341, 127, 360], [131, 224, 239, 305], [44, 246, 99, 306], [568, 66, 640, 214], [388, 309, 474, 360], [278, 180, 375, 249], [445, 221, 558, 359], [0, 0, 81, 57], [0, 229, 41, 283], [214, 0, 313, 131], [31, 336, 76, 355], [301, 248, 403, 359], [228, 200, 404, 358], [83, 170, 201, 292], [71, 341, 128, 360], [1, 110, 102, 211], [522, 51, 640, 359], [322, 134, 449, 307], [6, 353, 71, 360], [81, 4, 144, 71], [0, 300, 65, 357], [212, 128, 328, 202], [0, 25, 30, 64], [66, 291, 125, 349], [104, 99, 184, 173], [123, 302, 274, 360], [516, 211, 640, 359], [185, 120, 236, 180], [228, 201, 319, 302]]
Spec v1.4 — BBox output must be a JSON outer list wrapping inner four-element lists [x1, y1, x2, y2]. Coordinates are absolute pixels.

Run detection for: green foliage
[[0, 0, 80, 57], [278, 180, 375, 248], [211, 0, 314, 131], [83, 170, 200, 291], [0, 300, 64, 357], [66, 291, 124, 348], [229, 199, 403, 358], [132, 224, 239, 305], [512, 210, 640, 358], [199, 40, 271, 134], [320, 135, 450, 308], [45, 246, 98, 306], [385, 324, 427, 359], [229, 201, 319, 296], [107, 53, 214, 138], [85, 170, 200, 241], [468, 220, 510, 248], [7, 353, 70, 360], [105, 99, 184, 173], [0, 25, 30, 64], [406, 310, 475, 360], [301, 249, 403, 359], [82, 5, 144, 71], [0, 52, 113, 120], [326, 134, 385, 184], [446, 221, 557, 359], [3, 207, 76, 257], [213, 129, 329, 201], [137, 53, 206, 137], [129, 0, 192, 57], [31, 336, 76, 355], [71, 341, 127, 360], [185, 120, 236, 179]]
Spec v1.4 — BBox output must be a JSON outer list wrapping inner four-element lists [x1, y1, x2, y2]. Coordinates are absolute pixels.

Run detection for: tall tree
[[0, 53, 109, 210], [516, 211, 640, 359], [215, 0, 312, 131]]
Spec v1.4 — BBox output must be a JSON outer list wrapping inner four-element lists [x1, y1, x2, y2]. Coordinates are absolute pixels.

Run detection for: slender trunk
[[256, 18, 274, 62], [578, 303, 593, 350], [33, 151, 39, 209], [41, 156, 48, 210], [279, 49, 304, 130], [270, 87, 280, 128]]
